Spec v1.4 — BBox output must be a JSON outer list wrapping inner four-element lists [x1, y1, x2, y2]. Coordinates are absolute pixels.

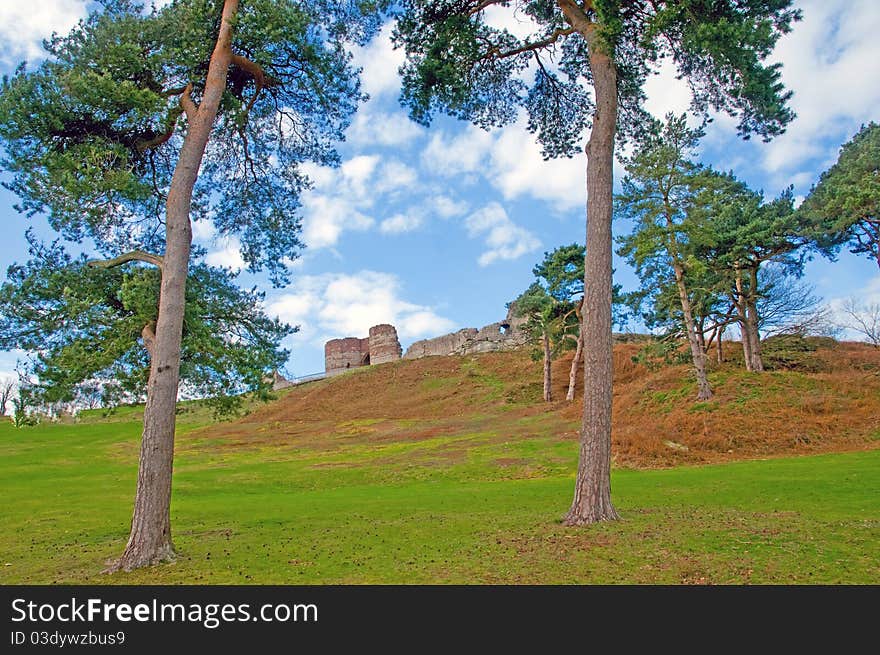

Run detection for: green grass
[[0, 413, 877, 584]]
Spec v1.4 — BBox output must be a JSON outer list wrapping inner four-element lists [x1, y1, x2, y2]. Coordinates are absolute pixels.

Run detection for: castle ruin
[[403, 306, 528, 359], [324, 324, 402, 376], [323, 308, 528, 375]]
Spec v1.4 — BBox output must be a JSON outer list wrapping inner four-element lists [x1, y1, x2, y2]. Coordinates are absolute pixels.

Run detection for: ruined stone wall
[[368, 324, 402, 365], [403, 308, 528, 359], [403, 328, 477, 359], [325, 337, 370, 376], [324, 309, 527, 374]]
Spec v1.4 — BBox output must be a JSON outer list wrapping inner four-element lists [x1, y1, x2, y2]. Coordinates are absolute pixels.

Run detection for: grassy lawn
[[1, 409, 877, 585]]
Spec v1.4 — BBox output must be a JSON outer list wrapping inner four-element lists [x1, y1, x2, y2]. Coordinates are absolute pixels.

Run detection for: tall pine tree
[[0, 0, 383, 570], [393, 0, 799, 524]]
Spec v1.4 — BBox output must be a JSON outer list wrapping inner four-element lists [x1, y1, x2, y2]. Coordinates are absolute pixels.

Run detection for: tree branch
[[142, 321, 157, 358], [467, 0, 505, 16], [557, 0, 598, 46], [136, 105, 184, 154], [180, 83, 197, 122], [87, 250, 164, 270], [231, 54, 273, 114], [162, 85, 189, 97], [491, 26, 577, 59]]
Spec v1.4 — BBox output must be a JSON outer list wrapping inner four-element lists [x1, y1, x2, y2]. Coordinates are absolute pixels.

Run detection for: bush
[[632, 338, 690, 371], [761, 334, 831, 372]]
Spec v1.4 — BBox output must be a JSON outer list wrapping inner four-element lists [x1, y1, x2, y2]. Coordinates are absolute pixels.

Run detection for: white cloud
[[299, 156, 380, 249], [191, 218, 217, 242], [0, 0, 87, 65], [464, 202, 541, 267], [299, 156, 422, 247], [421, 117, 585, 211], [428, 195, 469, 219], [267, 271, 456, 345], [482, 4, 543, 41], [643, 59, 693, 121], [488, 125, 585, 211], [422, 126, 495, 177], [374, 159, 418, 195], [204, 236, 245, 271], [350, 24, 403, 100], [757, 0, 880, 175], [301, 195, 374, 249], [346, 108, 424, 147], [380, 213, 423, 234], [377, 192, 467, 234], [341, 155, 381, 195], [343, 25, 425, 148]]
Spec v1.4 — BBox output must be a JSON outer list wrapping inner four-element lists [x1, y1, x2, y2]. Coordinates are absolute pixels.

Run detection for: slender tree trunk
[[716, 326, 724, 364], [734, 270, 754, 371], [696, 318, 707, 354], [111, 0, 239, 572], [672, 263, 713, 400], [542, 328, 552, 402], [563, 38, 619, 525], [566, 327, 583, 402]]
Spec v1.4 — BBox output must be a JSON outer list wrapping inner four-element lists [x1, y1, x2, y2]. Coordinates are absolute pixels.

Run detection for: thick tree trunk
[[563, 40, 619, 525], [745, 267, 764, 372], [745, 299, 764, 372], [110, 0, 239, 572], [672, 263, 713, 400], [566, 328, 583, 402], [542, 329, 552, 402]]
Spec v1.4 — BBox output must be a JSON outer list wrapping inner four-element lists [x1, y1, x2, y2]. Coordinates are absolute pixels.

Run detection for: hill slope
[[1, 340, 878, 584], [200, 340, 880, 469]]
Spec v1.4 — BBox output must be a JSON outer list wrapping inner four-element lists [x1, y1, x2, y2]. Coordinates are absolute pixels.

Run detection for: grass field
[[1, 387, 878, 584]]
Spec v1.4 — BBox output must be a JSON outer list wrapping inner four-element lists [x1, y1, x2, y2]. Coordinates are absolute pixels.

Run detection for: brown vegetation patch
[[189, 341, 880, 469]]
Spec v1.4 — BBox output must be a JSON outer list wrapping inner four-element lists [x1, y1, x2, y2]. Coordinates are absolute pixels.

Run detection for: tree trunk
[[734, 270, 754, 372], [716, 326, 724, 364], [542, 328, 552, 402], [696, 321, 707, 354], [745, 267, 764, 372], [563, 40, 619, 525], [672, 263, 712, 400], [566, 327, 583, 402], [110, 0, 239, 572], [745, 299, 764, 372]]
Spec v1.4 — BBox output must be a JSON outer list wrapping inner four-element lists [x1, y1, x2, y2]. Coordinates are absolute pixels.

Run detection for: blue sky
[[0, 0, 878, 383]]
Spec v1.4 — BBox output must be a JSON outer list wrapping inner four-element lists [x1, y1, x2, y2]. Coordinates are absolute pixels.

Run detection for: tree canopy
[[800, 122, 880, 270], [394, 0, 799, 155], [0, 0, 383, 284], [0, 236, 293, 415]]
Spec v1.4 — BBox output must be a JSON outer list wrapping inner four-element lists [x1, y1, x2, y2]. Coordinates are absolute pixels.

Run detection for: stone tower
[[368, 324, 403, 365], [324, 324, 402, 375], [324, 337, 371, 376]]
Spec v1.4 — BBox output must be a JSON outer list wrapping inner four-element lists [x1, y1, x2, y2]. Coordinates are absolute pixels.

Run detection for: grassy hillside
[[1, 341, 878, 584]]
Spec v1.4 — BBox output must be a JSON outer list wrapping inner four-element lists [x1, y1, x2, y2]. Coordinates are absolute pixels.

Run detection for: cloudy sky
[[0, 0, 878, 384]]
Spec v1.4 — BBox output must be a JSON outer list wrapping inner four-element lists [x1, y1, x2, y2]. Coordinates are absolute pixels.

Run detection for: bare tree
[[758, 268, 838, 337], [840, 298, 880, 346], [1, 379, 14, 417]]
